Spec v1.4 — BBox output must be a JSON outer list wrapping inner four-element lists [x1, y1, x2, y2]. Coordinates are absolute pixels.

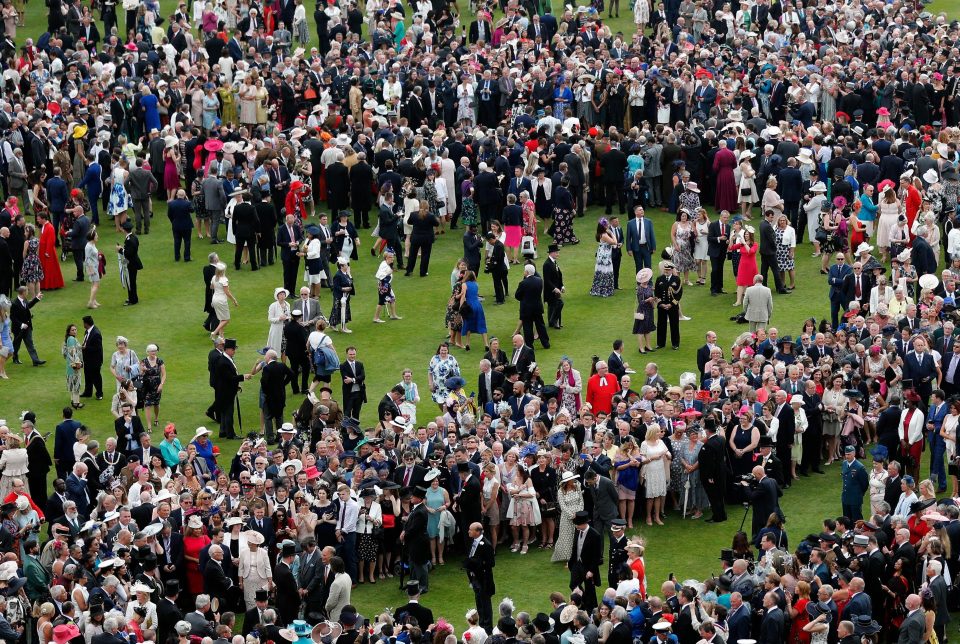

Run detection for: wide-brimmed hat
[[52, 624, 81, 644], [919, 274, 939, 291], [72, 124, 88, 139], [806, 601, 831, 618], [187, 515, 203, 530], [923, 168, 940, 184], [852, 616, 881, 636], [686, 182, 700, 193], [797, 148, 814, 165], [740, 150, 755, 160], [854, 242, 873, 255], [281, 459, 303, 475], [559, 604, 578, 625], [559, 471, 579, 485], [245, 530, 265, 545], [274, 287, 289, 299], [810, 181, 827, 192]]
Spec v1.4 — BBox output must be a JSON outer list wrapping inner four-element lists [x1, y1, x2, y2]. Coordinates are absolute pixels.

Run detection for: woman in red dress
[[182, 516, 211, 596], [38, 212, 64, 290], [729, 228, 758, 307]]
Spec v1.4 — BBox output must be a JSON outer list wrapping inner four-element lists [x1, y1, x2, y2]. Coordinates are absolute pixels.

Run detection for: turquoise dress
[[425, 486, 444, 538]]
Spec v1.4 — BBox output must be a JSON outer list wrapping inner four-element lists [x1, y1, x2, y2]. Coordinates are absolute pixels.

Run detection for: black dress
[[530, 465, 558, 519], [632, 283, 655, 334]]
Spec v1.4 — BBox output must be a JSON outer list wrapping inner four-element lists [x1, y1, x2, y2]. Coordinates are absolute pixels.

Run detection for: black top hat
[[758, 435, 773, 448], [164, 580, 180, 596], [457, 462, 471, 473], [573, 510, 590, 525], [548, 243, 560, 253], [224, 338, 238, 350], [255, 588, 269, 602], [719, 548, 734, 561], [281, 541, 297, 557], [405, 580, 421, 596], [412, 486, 429, 498]]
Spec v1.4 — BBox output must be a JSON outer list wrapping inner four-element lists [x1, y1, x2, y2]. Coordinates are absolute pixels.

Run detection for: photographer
[[741, 465, 783, 540]]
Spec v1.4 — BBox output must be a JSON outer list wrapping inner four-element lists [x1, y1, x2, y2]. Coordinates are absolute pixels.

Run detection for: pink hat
[[877, 107, 890, 116], [303, 465, 321, 479]]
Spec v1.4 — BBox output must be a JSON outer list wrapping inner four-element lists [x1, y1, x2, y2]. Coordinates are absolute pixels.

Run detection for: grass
[[7, 0, 951, 627]]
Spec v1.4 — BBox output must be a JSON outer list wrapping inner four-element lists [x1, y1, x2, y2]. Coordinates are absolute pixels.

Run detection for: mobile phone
[[363, 619, 370, 629]]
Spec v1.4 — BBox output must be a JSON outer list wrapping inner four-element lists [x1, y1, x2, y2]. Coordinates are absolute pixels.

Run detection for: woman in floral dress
[[589, 218, 617, 297], [427, 342, 460, 408], [19, 224, 42, 298], [520, 191, 537, 255], [554, 357, 582, 414], [677, 427, 709, 519], [670, 210, 697, 285], [551, 178, 579, 246], [552, 471, 583, 562], [139, 344, 166, 428]]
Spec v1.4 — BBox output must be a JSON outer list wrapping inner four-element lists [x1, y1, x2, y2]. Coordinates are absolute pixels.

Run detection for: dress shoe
[[33, 360, 46, 366], [79, 394, 92, 398], [777, 289, 791, 295], [12, 360, 21, 365], [96, 394, 103, 400], [74, 278, 85, 282]]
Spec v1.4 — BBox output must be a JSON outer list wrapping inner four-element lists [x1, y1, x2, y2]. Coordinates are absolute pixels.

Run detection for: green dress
[[63, 336, 82, 395], [217, 87, 238, 126]]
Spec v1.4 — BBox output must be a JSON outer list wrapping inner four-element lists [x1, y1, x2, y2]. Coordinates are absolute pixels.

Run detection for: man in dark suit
[[464, 522, 496, 632], [213, 339, 249, 439], [394, 451, 428, 488], [772, 391, 795, 484], [203, 544, 235, 601], [456, 462, 482, 549], [898, 594, 926, 644], [828, 253, 854, 330], [231, 192, 259, 271], [79, 316, 103, 399], [568, 511, 602, 612], [474, 166, 502, 231], [401, 488, 432, 593], [542, 244, 565, 329], [700, 418, 728, 522], [349, 154, 375, 229], [276, 213, 304, 296], [485, 231, 509, 303], [607, 341, 627, 382], [514, 265, 549, 350], [339, 347, 366, 420], [65, 464, 91, 516], [601, 143, 628, 215], [467, 16, 492, 43], [118, 220, 143, 305], [725, 594, 750, 643], [778, 159, 804, 237], [476, 360, 505, 411], [156, 581, 184, 644], [394, 580, 435, 628], [694, 77, 717, 115], [507, 334, 535, 377], [744, 465, 782, 539], [10, 286, 43, 365], [378, 385, 404, 423], [114, 403, 146, 455], [564, 148, 586, 217], [903, 339, 938, 405], [274, 541, 300, 625], [259, 349, 293, 443], [625, 206, 656, 272], [759, 591, 784, 644], [942, 342, 960, 399], [707, 211, 730, 295], [758, 210, 787, 293], [674, 588, 706, 644], [0, 229, 12, 298], [243, 589, 271, 636]]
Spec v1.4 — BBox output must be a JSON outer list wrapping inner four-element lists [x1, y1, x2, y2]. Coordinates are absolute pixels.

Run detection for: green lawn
[[5, 0, 947, 627]]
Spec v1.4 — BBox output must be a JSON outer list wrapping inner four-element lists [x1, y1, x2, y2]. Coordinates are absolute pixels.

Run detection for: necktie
[[513, 348, 520, 364], [338, 503, 346, 530], [404, 467, 411, 487], [577, 529, 586, 559]]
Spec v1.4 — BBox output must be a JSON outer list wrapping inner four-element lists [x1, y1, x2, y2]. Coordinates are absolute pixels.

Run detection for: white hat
[[245, 530, 265, 545], [155, 490, 174, 504], [132, 582, 154, 594], [14, 496, 28, 511], [274, 287, 289, 299], [193, 426, 211, 440], [280, 422, 296, 433], [937, 143, 950, 158], [790, 394, 804, 405], [222, 142, 238, 154], [290, 127, 307, 140], [423, 468, 440, 482], [897, 250, 911, 263], [900, 169, 914, 181], [142, 523, 163, 538], [797, 148, 814, 165], [919, 274, 939, 291], [103, 511, 120, 522], [652, 623, 672, 632], [187, 515, 203, 530], [810, 182, 827, 193], [855, 242, 874, 255], [764, 125, 781, 138], [226, 516, 244, 527], [281, 459, 303, 475], [740, 150, 755, 160], [335, 134, 351, 146], [559, 470, 578, 484], [923, 168, 940, 184]]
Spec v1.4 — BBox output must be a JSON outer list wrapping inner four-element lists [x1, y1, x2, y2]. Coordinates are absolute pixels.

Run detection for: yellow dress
[[256, 86, 269, 125], [217, 87, 238, 126]]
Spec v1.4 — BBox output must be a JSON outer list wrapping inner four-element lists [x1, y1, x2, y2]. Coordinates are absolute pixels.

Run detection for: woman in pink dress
[[182, 518, 211, 595], [712, 142, 739, 213], [163, 142, 181, 200], [38, 214, 63, 290], [729, 228, 758, 306]]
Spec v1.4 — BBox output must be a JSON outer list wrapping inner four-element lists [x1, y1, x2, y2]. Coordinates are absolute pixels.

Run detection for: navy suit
[[625, 216, 656, 271], [827, 262, 853, 329], [840, 591, 872, 622], [903, 351, 937, 404], [77, 163, 103, 224], [247, 516, 275, 549], [46, 177, 69, 230], [726, 604, 751, 643], [507, 176, 532, 198], [276, 223, 303, 295], [777, 166, 803, 236]]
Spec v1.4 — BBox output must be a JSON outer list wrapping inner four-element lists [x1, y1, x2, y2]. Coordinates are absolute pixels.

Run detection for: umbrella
[[683, 478, 690, 518]]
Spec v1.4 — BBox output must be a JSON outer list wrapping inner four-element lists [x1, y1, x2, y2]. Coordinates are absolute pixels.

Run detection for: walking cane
[[682, 478, 690, 518], [236, 395, 243, 432]]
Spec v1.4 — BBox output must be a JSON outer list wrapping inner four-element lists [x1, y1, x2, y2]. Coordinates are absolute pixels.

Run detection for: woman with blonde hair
[[481, 462, 501, 547], [0, 297, 12, 379], [639, 426, 670, 526], [210, 263, 238, 339]]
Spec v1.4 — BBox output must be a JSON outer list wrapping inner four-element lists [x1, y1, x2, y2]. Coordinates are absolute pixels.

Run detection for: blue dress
[[425, 486, 445, 538], [461, 280, 487, 334], [140, 94, 161, 132], [0, 318, 12, 355]]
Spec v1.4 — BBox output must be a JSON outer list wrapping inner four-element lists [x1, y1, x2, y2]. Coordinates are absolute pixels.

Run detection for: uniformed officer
[[654, 262, 682, 350], [840, 445, 869, 521], [607, 519, 628, 589]]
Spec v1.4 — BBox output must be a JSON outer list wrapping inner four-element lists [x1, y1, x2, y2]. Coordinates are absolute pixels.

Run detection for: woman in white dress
[[738, 150, 758, 219], [108, 158, 131, 233], [868, 452, 889, 516], [876, 185, 900, 262], [0, 434, 27, 499], [238, 530, 272, 610], [457, 78, 476, 126], [941, 398, 960, 497], [693, 208, 710, 285], [210, 263, 238, 339], [639, 426, 670, 526], [266, 287, 291, 357]]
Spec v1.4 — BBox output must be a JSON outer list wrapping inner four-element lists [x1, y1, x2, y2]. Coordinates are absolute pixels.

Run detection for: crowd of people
[[3, 0, 960, 641]]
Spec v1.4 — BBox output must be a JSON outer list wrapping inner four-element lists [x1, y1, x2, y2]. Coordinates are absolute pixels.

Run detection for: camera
[[739, 474, 757, 486]]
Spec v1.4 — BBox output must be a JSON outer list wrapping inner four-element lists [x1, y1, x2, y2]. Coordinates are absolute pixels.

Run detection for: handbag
[[740, 187, 751, 197], [460, 302, 473, 318], [634, 312, 645, 320]]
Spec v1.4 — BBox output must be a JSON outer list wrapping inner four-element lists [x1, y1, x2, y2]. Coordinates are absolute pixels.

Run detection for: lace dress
[[672, 222, 696, 272], [639, 439, 669, 498], [552, 486, 584, 562], [589, 242, 615, 297]]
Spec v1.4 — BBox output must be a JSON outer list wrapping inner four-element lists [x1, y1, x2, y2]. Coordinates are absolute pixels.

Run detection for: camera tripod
[[738, 502, 751, 534]]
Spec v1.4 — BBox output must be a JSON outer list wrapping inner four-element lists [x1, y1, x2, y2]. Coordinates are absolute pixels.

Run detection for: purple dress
[[712, 147, 739, 213]]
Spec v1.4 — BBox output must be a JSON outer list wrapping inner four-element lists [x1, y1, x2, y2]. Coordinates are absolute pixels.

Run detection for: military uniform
[[840, 454, 869, 521], [607, 529, 628, 589], [654, 269, 682, 349]]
